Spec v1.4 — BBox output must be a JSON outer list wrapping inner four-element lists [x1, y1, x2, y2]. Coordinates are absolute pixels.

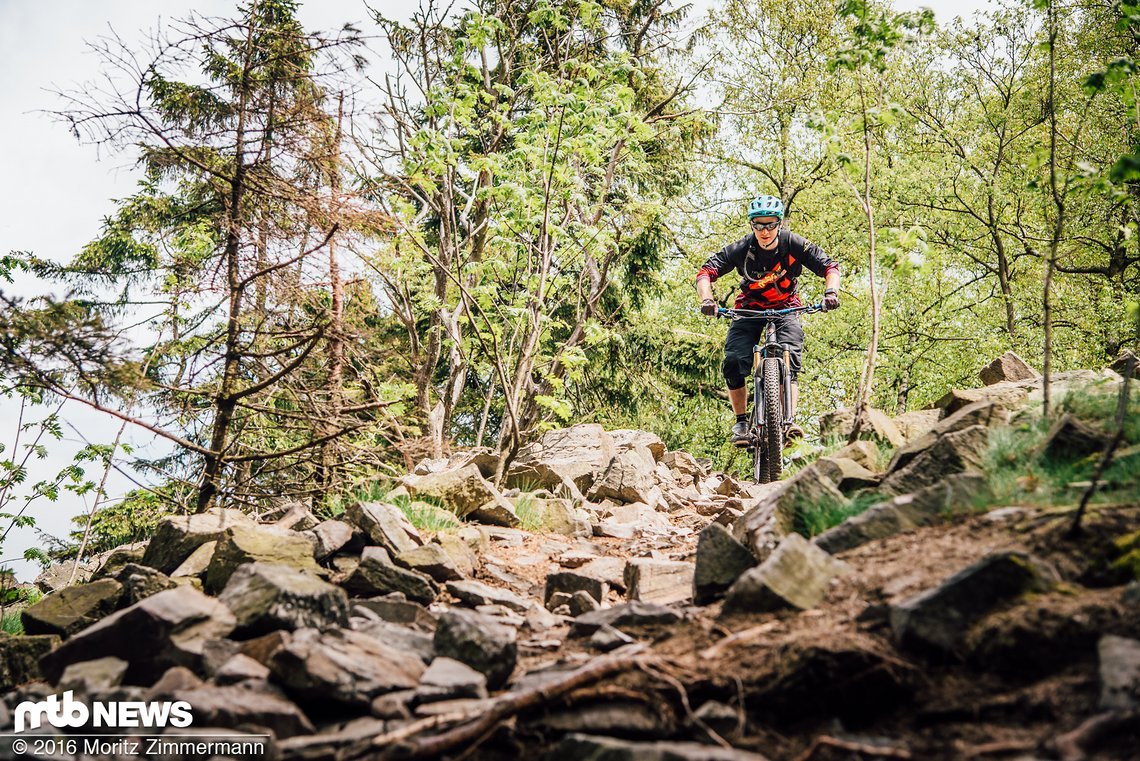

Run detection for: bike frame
[[717, 303, 823, 445]]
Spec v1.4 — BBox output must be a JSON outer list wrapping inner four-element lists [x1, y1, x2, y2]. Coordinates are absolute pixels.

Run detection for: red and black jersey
[[696, 229, 838, 309]]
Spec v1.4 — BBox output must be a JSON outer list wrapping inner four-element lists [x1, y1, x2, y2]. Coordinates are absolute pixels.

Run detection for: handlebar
[[715, 303, 824, 320]]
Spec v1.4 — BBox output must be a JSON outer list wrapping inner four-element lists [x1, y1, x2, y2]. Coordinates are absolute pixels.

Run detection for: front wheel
[[761, 357, 784, 482]]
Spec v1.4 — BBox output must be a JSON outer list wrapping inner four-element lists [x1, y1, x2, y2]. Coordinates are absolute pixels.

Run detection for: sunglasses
[[751, 220, 780, 231]]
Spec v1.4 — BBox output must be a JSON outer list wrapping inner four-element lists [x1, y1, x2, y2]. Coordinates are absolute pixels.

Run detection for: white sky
[[0, 0, 990, 581]]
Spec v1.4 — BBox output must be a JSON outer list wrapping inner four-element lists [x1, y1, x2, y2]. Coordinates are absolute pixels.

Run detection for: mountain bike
[[717, 303, 824, 483]]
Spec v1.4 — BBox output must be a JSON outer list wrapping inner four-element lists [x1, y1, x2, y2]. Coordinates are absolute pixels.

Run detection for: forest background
[[1, 0, 1136, 581]]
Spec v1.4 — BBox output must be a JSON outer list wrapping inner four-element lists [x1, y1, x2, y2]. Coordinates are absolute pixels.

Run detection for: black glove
[[700, 298, 718, 317], [822, 289, 840, 312]]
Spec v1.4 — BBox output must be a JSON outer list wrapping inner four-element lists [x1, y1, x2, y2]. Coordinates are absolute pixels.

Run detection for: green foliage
[[792, 490, 882, 538], [385, 493, 460, 533]]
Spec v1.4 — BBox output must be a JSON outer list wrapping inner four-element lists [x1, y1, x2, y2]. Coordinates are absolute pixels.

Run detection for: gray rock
[[112, 563, 178, 605], [587, 451, 657, 505], [662, 450, 703, 481], [890, 551, 1058, 655], [270, 627, 425, 707], [610, 429, 666, 462], [879, 425, 989, 497], [819, 407, 905, 447], [446, 579, 531, 613], [467, 497, 522, 528], [506, 424, 618, 496], [58, 656, 129, 694], [732, 467, 849, 562], [304, 520, 354, 561], [980, 351, 1039, 385], [531, 498, 592, 537], [1038, 413, 1111, 461], [436, 533, 479, 577], [353, 596, 437, 631], [21, 578, 124, 638], [400, 464, 504, 518], [33, 558, 100, 593], [171, 541, 217, 578], [141, 508, 253, 574], [722, 534, 850, 615], [343, 547, 439, 605], [40, 586, 236, 684], [936, 382, 1030, 416], [553, 733, 771, 760], [395, 543, 465, 582], [355, 620, 435, 663], [204, 524, 322, 594], [172, 679, 315, 738], [887, 400, 1011, 474], [1110, 349, 1137, 377], [1098, 635, 1140, 710], [589, 625, 636, 652], [813, 457, 881, 493], [0, 633, 59, 690], [213, 653, 271, 685], [891, 409, 943, 444], [415, 657, 488, 703], [545, 571, 609, 610], [623, 559, 693, 606], [433, 609, 517, 690], [814, 473, 990, 555], [345, 501, 419, 554], [828, 440, 881, 471], [693, 522, 757, 606], [569, 601, 682, 638], [218, 562, 349, 638]]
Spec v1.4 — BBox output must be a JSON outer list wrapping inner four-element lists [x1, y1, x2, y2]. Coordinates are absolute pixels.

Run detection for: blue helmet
[[747, 195, 784, 219]]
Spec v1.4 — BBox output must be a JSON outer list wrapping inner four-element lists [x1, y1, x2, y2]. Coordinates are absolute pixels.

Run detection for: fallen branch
[[1051, 710, 1140, 761], [958, 738, 1041, 758], [700, 621, 780, 659], [793, 735, 912, 761], [347, 649, 651, 760]]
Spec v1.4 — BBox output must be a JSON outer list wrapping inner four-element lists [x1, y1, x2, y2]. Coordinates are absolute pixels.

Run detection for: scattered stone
[[722, 534, 850, 615], [58, 656, 129, 694], [594, 521, 638, 539], [352, 595, 436, 630], [446, 579, 531, 614], [214, 653, 271, 685], [589, 625, 636, 652], [732, 467, 849, 561], [467, 496, 522, 527], [270, 501, 320, 531], [40, 586, 236, 684], [34, 558, 100, 594], [980, 351, 1040, 385], [891, 551, 1059, 656], [545, 571, 609, 610], [587, 451, 657, 505], [813, 456, 881, 493], [401, 464, 504, 518], [204, 524, 322, 593], [662, 451, 703, 481], [611, 429, 666, 462], [355, 620, 435, 663], [891, 409, 943, 444], [436, 533, 478, 577], [530, 498, 592, 537], [553, 733, 771, 760], [0, 633, 59, 690], [21, 578, 124, 638], [171, 679, 315, 738], [693, 523, 757, 606], [1110, 349, 1138, 377], [1098, 635, 1140, 710], [415, 657, 488, 703], [936, 382, 1030, 416], [576, 556, 630, 593], [623, 559, 693, 606], [569, 601, 682, 638], [819, 407, 905, 447], [171, 541, 217, 578], [218, 562, 349, 638], [395, 543, 464, 583], [433, 608, 517, 690], [345, 501, 419, 554], [141, 508, 253, 574], [304, 520, 355, 561], [112, 564, 178, 605], [342, 547, 439, 605], [270, 627, 425, 707], [829, 440, 881, 471], [886, 400, 1010, 474], [1038, 413, 1111, 461], [506, 424, 618, 496]]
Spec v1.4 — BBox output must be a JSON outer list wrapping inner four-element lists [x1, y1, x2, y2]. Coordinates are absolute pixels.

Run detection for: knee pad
[[722, 355, 749, 390]]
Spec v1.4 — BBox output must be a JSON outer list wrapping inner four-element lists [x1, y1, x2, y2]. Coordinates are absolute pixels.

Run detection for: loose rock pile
[[1, 354, 1137, 759]]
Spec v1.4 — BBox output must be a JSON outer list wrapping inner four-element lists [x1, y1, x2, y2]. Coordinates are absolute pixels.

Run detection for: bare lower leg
[[729, 386, 747, 416]]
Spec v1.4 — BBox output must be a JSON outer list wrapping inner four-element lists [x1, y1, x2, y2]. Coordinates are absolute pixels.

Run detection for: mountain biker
[[696, 195, 841, 448]]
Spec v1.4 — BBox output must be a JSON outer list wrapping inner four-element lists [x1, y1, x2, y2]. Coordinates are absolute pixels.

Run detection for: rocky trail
[[2, 353, 1139, 760]]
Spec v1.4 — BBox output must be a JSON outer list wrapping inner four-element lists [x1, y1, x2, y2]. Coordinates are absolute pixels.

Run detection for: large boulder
[[141, 508, 253, 574], [415, 657, 489, 703], [342, 547, 438, 604], [568, 601, 682, 638], [693, 522, 757, 605], [891, 409, 943, 444], [344, 501, 418, 554], [1038, 413, 1111, 461], [433, 609, 517, 690], [167, 680, 314, 738], [395, 543, 465, 583], [401, 464, 505, 518], [890, 551, 1058, 656], [886, 400, 1010, 474], [21, 579, 124, 638], [732, 467, 849, 562], [586, 451, 657, 505], [303, 520, 355, 561], [205, 524, 322, 593], [446, 580, 532, 614], [623, 559, 694, 606], [721, 534, 850, 615], [218, 562, 349, 638], [878, 425, 990, 497], [111, 564, 178, 605], [979, 351, 1039, 385], [39, 586, 236, 684], [506, 424, 618, 496], [936, 382, 1030, 416], [814, 473, 990, 555], [610, 429, 666, 463], [812, 457, 880, 494], [270, 627, 425, 707]]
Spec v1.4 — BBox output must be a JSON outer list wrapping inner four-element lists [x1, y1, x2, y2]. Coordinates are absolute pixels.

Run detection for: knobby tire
[[762, 357, 783, 482]]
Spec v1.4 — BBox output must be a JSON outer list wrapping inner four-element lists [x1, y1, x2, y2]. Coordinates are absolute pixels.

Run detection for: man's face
[[751, 216, 780, 247]]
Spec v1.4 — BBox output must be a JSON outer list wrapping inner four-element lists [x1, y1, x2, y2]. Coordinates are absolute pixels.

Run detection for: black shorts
[[722, 315, 805, 390]]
